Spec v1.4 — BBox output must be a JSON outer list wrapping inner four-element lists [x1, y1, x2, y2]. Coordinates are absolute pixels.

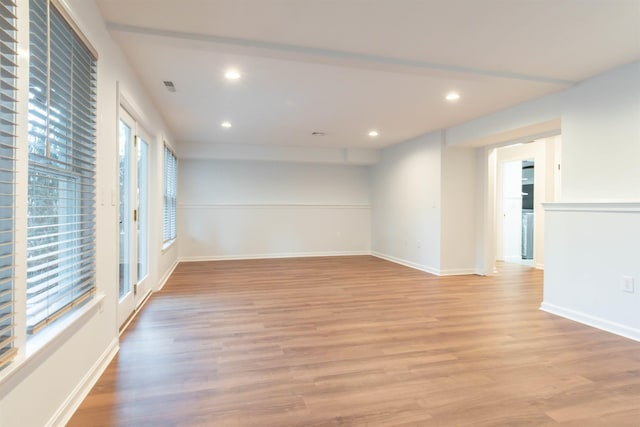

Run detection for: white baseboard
[[371, 252, 440, 275], [157, 260, 179, 291], [47, 338, 119, 427], [438, 268, 478, 276], [540, 302, 640, 342], [371, 252, 478, 276], [178, 251, 477, 277], [179, 250, 370, 263]]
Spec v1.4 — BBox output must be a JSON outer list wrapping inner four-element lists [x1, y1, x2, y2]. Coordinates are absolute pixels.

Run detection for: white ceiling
[[95, 0, 640, 150]]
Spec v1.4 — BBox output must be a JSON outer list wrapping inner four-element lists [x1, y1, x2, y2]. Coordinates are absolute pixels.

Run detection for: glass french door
[[118, 108, 149, 328]]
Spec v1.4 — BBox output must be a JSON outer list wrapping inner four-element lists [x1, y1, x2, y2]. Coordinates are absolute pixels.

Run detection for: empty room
[[0, 0, 639, 426]]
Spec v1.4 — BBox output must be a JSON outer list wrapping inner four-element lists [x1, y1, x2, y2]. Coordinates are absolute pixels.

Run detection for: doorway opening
[[484, 134, 561, 275], [500, 159, 534, 266]]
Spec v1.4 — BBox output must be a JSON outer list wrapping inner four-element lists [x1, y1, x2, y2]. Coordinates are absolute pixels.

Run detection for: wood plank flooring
[[68, 256, 640, 426]]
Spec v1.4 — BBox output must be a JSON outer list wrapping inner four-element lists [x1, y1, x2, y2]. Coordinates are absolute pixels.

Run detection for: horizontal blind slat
[[25, 0, 97, 337], [0, 346, 17, 369], [27, 269, 95, 302], [0, 323, 14, 338], [0, 0, 15, 370]]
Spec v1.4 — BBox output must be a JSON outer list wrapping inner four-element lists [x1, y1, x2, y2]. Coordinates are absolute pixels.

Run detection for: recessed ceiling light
[[368, 130, 379, 137], [446, 92, 460, 101], [225, 70, 241, 80], [221, 121, 232, 128]]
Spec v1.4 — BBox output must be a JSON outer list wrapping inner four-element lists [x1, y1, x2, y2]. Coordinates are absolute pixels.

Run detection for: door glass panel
[[118, 119, 132, 300], [137, 138, 149, 282]]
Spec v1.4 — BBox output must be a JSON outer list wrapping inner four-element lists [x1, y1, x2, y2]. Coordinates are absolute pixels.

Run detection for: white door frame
[[116, 94, 153, 328], [117, 106, 137, 328], [480, 135, 561, 275]]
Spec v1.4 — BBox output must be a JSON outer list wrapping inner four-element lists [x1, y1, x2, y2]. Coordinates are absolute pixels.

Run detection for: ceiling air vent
[[163, 81, 176, 92], [311, 132, 326, 136]]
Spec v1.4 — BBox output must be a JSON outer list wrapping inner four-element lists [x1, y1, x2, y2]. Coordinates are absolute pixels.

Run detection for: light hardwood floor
[[69, 256, 640, 426]]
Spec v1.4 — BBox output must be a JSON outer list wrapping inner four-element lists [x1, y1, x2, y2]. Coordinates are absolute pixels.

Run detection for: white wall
[[542, 204, 640, 341], [370, 132, 442, 274], [0, 1, 179, 426], [178, 160, 371, 260], [440, 146, 477, 274], [178, 141, 380, 165], [541, 61, 640, 341], [562, 62, 640, 201], [474, 147, 494, 275]]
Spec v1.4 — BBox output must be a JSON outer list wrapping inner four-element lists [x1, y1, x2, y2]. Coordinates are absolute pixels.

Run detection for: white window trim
[[0, 293, 104, 387]]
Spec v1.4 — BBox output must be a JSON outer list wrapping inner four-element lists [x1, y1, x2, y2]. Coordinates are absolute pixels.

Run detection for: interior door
[[118, 108, 137, 327], [502, 160, 523, 262], [118, 108, 151, 328], [135, 133, 150, 301]]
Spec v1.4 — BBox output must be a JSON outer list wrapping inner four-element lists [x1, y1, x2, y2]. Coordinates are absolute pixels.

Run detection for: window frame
[[162, 144, 177, 246], [25, 0, 98, 337]]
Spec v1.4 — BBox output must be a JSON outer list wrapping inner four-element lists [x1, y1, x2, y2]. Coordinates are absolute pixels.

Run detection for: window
[[27, 0, 97, 335], [0, 0, 17, 370], [162, 144, 177, 244]]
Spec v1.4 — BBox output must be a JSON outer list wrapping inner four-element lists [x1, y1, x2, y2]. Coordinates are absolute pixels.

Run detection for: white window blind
[[162, 145, 176, 243], [27, 0, 97, 335], [0, 0, 17, 369]]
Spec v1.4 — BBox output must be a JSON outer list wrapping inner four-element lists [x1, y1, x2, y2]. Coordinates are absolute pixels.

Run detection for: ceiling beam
[[106, 22, 577, 86]]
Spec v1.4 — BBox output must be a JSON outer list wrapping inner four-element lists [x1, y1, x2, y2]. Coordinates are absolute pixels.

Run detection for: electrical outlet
[[622, 276, 635, 293]]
